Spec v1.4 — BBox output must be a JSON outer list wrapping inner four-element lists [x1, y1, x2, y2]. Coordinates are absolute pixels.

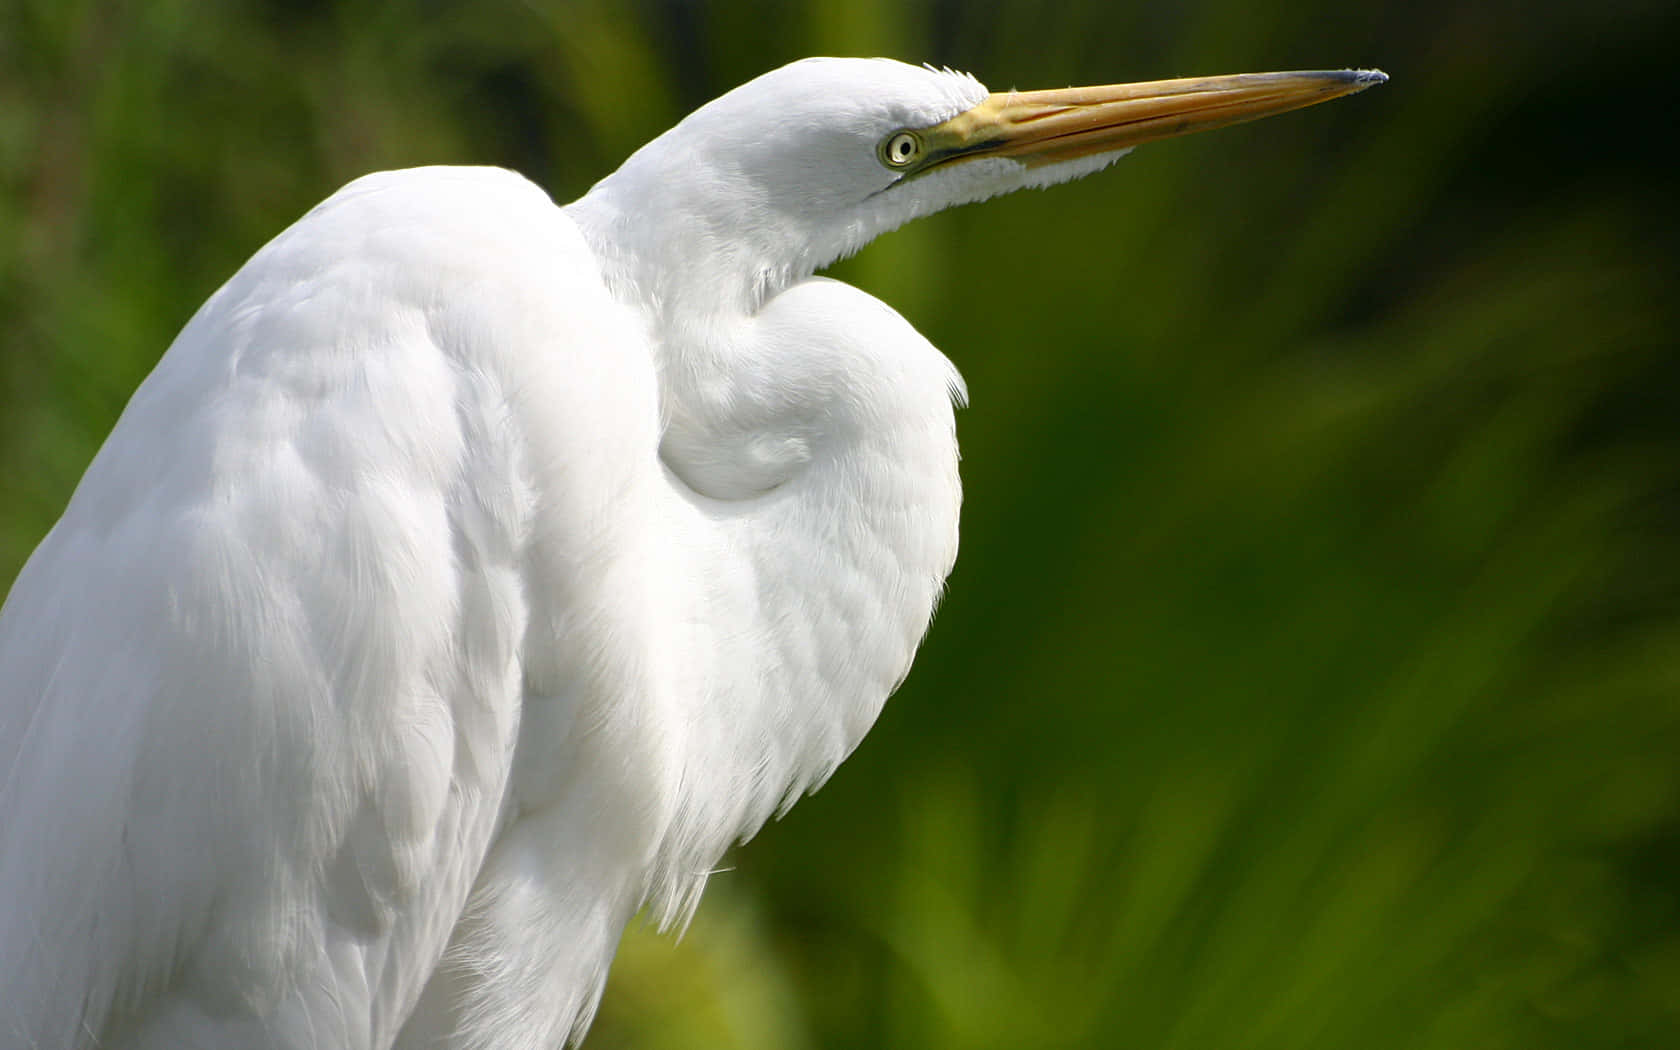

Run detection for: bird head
[[573, 57, 1385, 314]]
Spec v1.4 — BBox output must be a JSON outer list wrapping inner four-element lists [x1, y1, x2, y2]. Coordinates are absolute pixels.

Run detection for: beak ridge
[[922, 69, 1387, 168]]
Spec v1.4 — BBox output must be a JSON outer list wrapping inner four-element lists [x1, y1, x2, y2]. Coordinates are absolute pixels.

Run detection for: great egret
[[0, 57, 1383, 1050]]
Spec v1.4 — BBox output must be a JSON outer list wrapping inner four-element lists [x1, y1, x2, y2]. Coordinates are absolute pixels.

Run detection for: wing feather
[[0, 167, 647, 1050]]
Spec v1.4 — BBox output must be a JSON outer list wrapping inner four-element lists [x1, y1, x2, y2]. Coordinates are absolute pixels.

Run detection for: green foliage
[[3, 0, 1677, 1046]]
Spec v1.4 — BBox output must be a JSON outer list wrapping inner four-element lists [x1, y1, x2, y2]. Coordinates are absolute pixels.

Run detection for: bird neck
[[565, 165, 966, 926], [625, 277, 965, 928]]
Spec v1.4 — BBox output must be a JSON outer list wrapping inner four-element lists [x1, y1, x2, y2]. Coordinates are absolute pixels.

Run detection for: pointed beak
[[918, 69, 1387, 169]]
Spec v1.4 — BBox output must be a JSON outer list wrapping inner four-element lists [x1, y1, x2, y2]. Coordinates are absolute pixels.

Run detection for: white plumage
[[0, 57, 1382, 1049]]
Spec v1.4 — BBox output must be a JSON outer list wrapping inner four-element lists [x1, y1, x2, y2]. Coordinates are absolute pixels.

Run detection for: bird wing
[[0, 166, 660, 1050]]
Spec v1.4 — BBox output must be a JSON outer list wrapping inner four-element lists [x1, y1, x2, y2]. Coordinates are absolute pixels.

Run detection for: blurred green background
[[4, 0, 1679, 1046]]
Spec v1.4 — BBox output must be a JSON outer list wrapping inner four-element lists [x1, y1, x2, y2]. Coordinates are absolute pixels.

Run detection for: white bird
[[0, 58, 1383, 1050]]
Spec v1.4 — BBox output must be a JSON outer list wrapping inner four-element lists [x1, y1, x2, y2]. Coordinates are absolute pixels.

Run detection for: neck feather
[[634, 275, 965, 927]]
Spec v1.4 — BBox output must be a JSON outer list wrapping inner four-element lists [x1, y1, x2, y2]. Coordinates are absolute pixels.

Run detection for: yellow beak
[[915, 69, 1387, 169]]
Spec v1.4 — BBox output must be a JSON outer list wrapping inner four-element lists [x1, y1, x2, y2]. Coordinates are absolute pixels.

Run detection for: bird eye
[[880, 131, 922, 169]]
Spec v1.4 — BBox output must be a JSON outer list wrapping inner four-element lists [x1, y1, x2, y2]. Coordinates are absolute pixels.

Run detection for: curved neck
[[633, 276, 966, 926]]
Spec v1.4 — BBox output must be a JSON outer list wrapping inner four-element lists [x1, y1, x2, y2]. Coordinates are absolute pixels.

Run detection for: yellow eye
[[880, 131, 921, 168]]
